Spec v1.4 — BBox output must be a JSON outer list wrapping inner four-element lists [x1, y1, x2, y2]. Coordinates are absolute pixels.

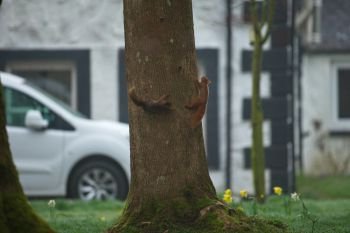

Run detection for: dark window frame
[[337, 69, 350, 119], [0, 50, 91, 117]]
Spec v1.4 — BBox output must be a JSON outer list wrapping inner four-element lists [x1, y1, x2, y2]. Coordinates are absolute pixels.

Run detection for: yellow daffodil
[[224, 189, 232, 195], [273, 186, 283, 196], [223, 189, 233, 204], [223, 193, 233, 204], [239, 189, 248, 199]]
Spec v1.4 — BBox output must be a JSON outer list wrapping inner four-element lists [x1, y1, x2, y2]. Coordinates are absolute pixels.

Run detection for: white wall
[[302, 53, 350, 175], [0, 0, 125, 120]]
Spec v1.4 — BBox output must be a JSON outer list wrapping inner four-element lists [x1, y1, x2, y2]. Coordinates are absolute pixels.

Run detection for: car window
[[3, 87, 74, 131], [26, 81, 87, 119]]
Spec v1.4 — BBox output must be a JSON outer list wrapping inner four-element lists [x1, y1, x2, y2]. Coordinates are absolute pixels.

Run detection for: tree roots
[[108, 198, 287, 233]]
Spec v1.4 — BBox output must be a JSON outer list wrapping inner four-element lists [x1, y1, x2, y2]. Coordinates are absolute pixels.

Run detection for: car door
[[4, 87, 64, 195]]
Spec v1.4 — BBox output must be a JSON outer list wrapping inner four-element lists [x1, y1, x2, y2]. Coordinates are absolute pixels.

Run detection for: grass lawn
[[29, 175, 350, 233], [240, 197, 350, 233], [31, 197, 350, 233], [297, 175, 350, 199], [31, 200, 123, 233]]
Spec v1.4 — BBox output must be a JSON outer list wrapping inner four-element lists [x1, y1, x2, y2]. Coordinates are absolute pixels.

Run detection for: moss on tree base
[[0, 193, 55, 233], [108, 197, 287, 233]]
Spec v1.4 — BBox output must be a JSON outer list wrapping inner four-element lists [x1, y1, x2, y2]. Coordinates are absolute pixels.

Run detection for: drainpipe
[[295, 0, 304, 174], [225, 0, 233, 189], [290, 0, 297, 193]]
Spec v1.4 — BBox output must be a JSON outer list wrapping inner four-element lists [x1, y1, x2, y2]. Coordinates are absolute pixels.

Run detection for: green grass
[[239, 196, 350, 233], [30, 197, 350, 233], [297, 175, 350, 199], [30, 199, 124, 233], [28, 175, 350, 233]]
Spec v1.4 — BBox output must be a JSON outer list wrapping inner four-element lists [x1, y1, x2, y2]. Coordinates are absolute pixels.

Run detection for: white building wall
[[0, 0, 125, 120], [0, 0, 275, 193], [302, 53, 350, 175], [90, 48, 118, 120]]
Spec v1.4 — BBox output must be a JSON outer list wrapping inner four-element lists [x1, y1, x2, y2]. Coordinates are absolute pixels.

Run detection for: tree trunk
[[109, 1, 286, 232], [0, 79, 55, 233], [120, 0, 216, 222], [251, 36, 266, 203], [249, 0, 275, 203]]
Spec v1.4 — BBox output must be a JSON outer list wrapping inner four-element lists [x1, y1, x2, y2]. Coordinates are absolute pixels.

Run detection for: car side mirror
[[25, 110, 48, 130]]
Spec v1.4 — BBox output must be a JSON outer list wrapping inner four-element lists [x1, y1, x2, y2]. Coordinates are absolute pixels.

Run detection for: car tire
[[67, 159, 128, 201]]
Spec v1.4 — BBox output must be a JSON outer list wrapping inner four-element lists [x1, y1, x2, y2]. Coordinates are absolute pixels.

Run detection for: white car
[[0, 72, 130, 201]]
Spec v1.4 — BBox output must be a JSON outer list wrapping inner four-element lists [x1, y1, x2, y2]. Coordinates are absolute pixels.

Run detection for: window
[[4, 87, 74, 130], [310, 0, 322, 43], [6, 61, 77, 109], [332, 64, 350, 130], [337, 69, 350, 119], [0, 50, 91, 117], [296, 0, 322, 44]]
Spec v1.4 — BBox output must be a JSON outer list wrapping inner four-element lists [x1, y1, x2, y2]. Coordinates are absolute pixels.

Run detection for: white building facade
[[298, 0, 350, 175]]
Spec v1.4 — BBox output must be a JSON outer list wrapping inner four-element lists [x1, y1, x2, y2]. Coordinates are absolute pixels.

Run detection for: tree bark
[[109, 1, 285, 232], [0, 79, 55, 233], [121, 0, 216, 216], [249, 0, 275, 203], [251, 33, 266, 203]]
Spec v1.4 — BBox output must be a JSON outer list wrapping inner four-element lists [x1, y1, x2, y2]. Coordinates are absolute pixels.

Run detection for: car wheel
[[68, 159, 128, 201]]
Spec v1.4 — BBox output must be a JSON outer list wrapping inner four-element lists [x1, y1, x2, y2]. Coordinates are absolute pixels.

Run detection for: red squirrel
[[185, 76, 211, 128], [128, 87, 171, 112]]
